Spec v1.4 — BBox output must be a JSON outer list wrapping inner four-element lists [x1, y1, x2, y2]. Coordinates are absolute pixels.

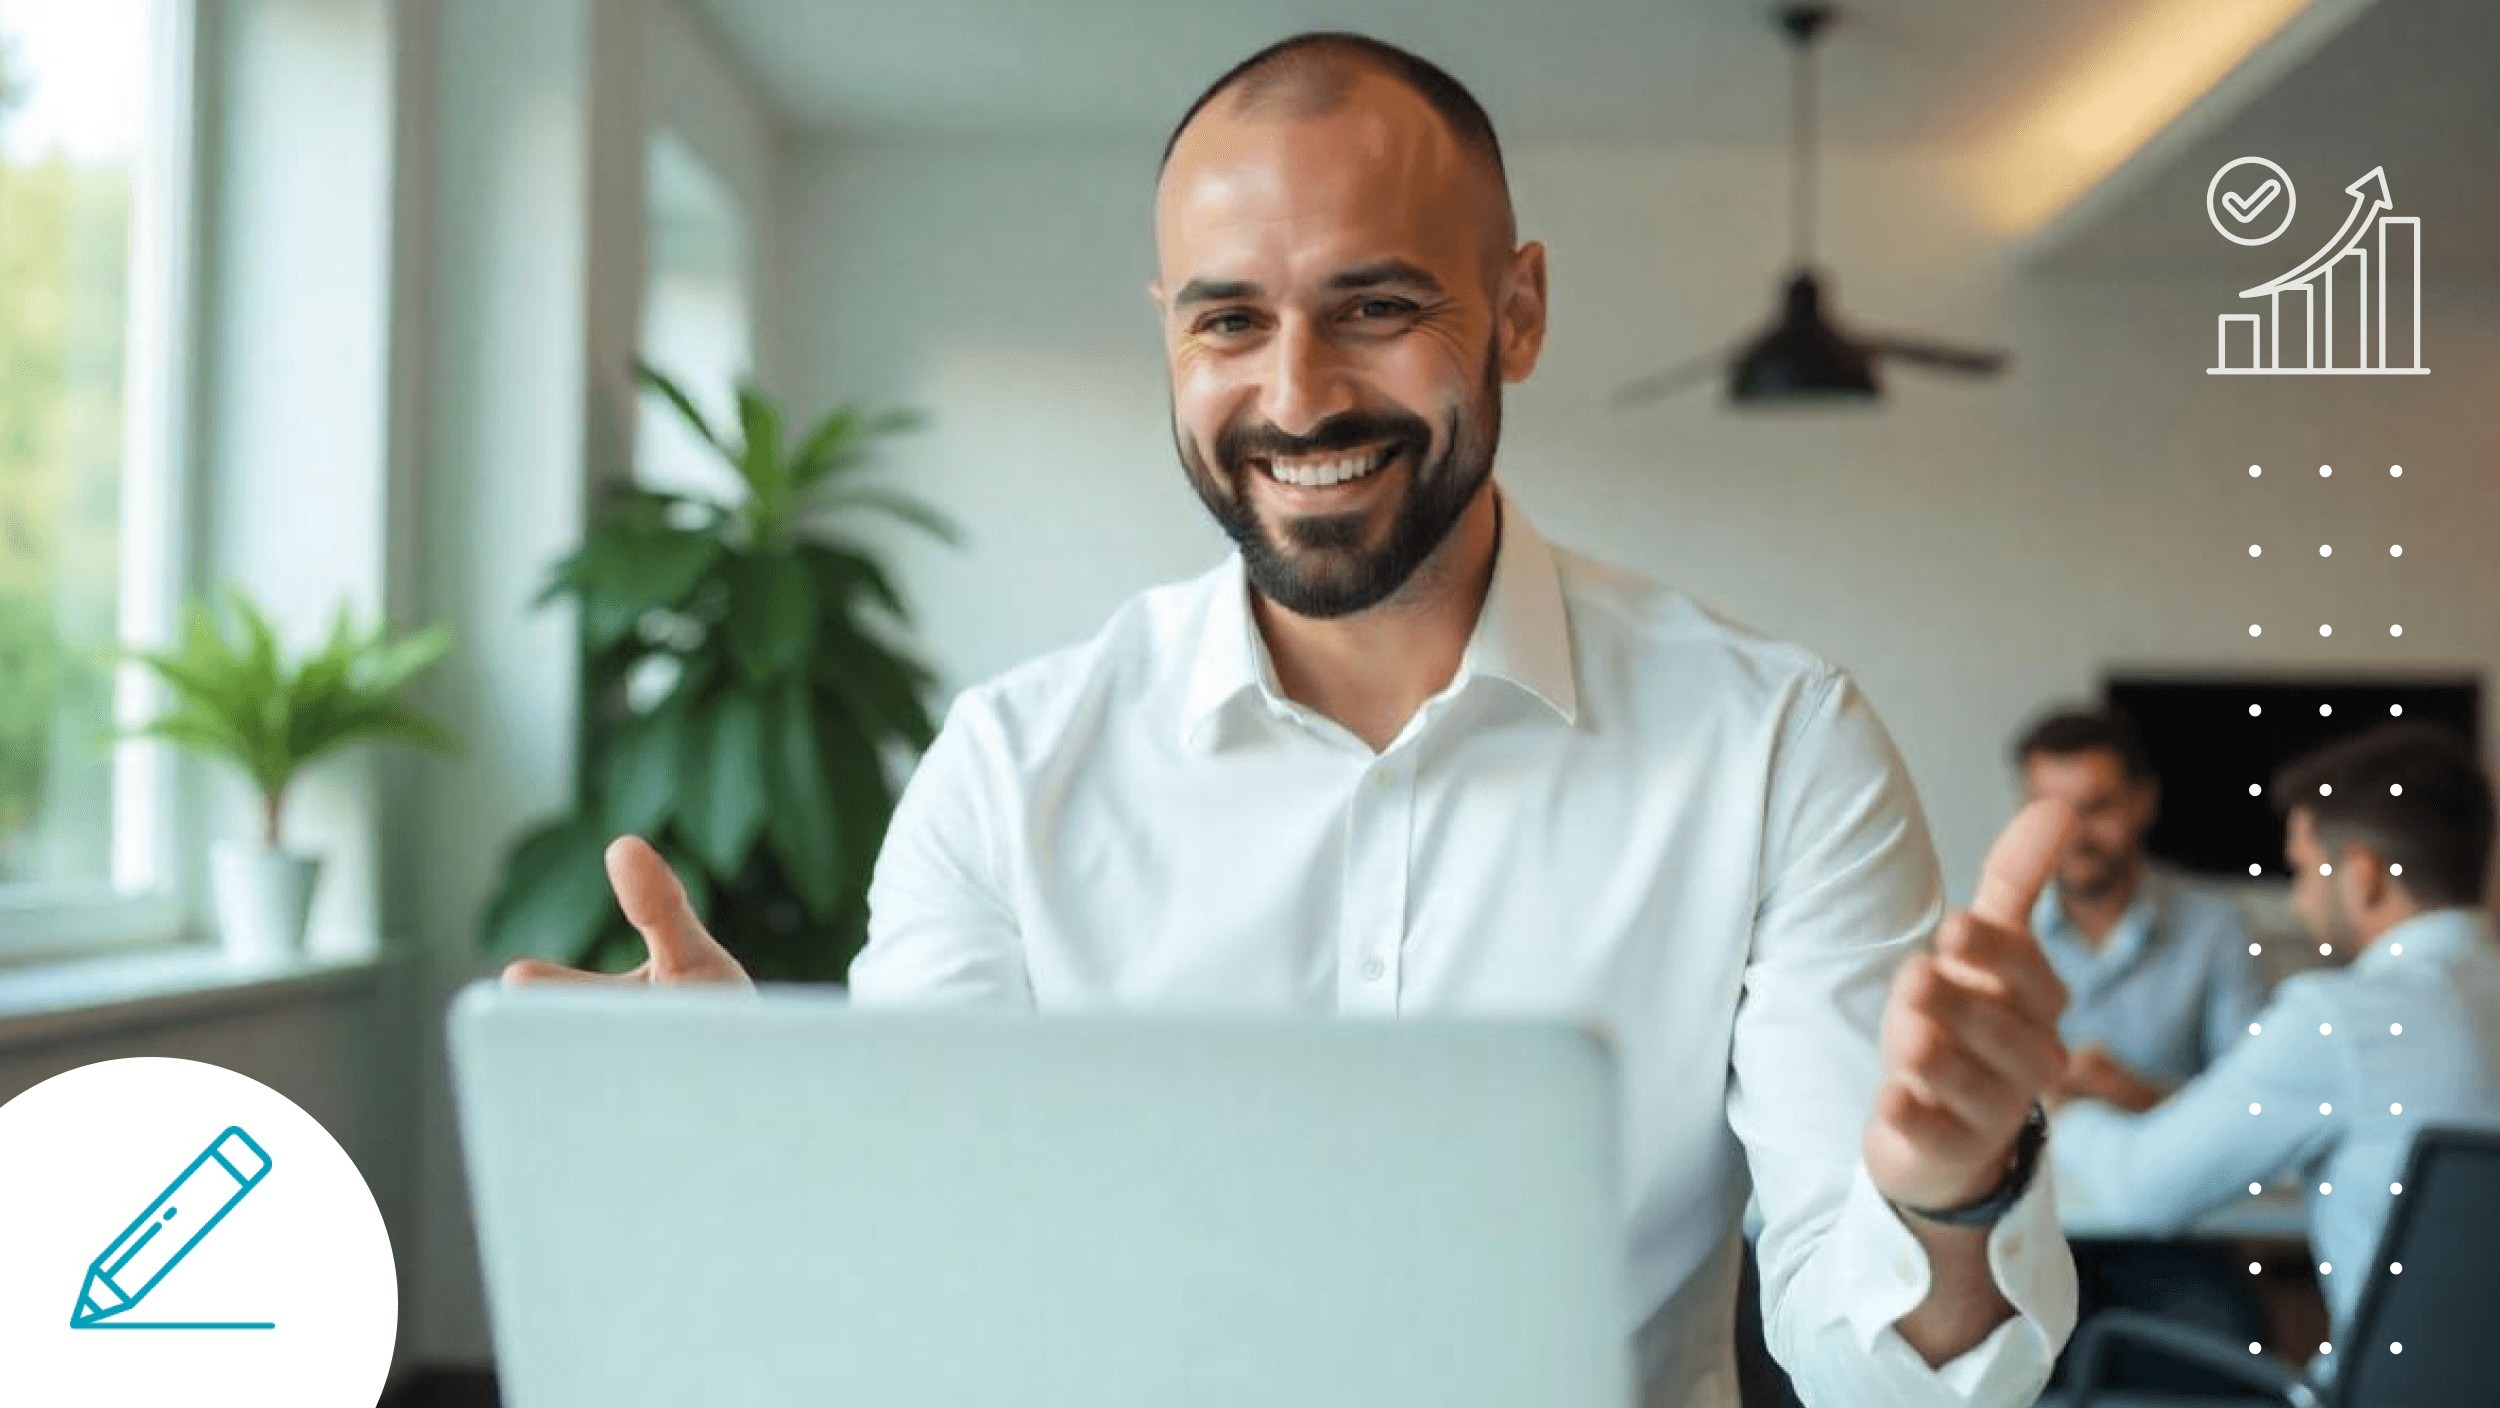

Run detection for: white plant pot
[[210, 841, 322, 964]]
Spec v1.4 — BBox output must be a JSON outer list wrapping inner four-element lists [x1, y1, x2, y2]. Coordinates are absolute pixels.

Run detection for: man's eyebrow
[[1323, 260, 1443, 294], [1173, 277, 1261, 309], [1171, 260, 1445, 310]]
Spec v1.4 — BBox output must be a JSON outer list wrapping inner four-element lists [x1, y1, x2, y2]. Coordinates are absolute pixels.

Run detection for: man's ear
[[2338, 841, 2394, 915], [1496, 241, 1550, 383]]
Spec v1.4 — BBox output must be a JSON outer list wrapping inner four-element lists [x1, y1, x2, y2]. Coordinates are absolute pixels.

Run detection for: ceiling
[[687, 0, 2496, 269], [685, 0, 2144, 146], [2033, 0, 2500, 272]]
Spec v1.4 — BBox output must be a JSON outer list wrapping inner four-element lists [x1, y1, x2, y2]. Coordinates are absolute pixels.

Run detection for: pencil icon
[[70, 1125, 276, 1331]]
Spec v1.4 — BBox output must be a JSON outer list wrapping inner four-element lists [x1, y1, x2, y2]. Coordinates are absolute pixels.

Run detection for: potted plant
[[482, 364, 955, 982], [127, 590, 457, 961]]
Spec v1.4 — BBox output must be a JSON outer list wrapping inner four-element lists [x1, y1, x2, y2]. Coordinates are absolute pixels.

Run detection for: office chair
[[2054, 1126, 2500, 1408]]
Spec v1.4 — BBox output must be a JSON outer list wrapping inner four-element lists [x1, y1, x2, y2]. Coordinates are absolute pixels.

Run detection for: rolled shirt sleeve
[[1731, 669, 2077, 1406]]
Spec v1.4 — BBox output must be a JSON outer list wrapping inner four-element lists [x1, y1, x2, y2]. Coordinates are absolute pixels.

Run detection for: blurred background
[[0, 0, 2493, 1401]]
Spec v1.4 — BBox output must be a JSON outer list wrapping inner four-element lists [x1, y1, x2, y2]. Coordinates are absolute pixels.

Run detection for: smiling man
[[509, 32, 2078, 1407]]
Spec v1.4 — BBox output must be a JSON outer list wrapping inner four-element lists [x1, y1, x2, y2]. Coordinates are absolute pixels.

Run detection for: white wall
[[198, 0, 396, 956], [385, 0, 793, 1368], [784, 135, 2500, 896]]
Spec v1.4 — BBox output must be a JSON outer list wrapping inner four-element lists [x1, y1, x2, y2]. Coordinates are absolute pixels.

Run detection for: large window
[[637, 126, 752, 501], [0, 0, 185, 951]]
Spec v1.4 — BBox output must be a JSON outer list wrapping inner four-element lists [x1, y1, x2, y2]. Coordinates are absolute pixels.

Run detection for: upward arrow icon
[[2241, 166, 2394, 298]]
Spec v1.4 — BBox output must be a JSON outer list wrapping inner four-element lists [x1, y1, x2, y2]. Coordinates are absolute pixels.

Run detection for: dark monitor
[[2100, 672, 2481, 880]]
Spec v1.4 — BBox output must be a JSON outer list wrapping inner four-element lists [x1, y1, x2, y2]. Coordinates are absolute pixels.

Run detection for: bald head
[[1145, 33, 1549, 623], [1158, 32, 1514, 244]]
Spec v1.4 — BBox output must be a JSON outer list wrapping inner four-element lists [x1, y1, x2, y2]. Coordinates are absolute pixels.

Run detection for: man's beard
[[1177, 352, 1500, 620], [2061, 847, 2135, 904]]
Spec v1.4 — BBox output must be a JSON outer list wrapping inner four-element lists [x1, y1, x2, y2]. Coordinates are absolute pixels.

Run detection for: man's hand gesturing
[[1863, 800, 2075, 1211], [500, 836, 752, 988]]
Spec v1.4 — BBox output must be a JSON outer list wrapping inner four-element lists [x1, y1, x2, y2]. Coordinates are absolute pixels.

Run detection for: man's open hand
[[500, 836, 752, 988], [1863, 800, 2075, 1210]]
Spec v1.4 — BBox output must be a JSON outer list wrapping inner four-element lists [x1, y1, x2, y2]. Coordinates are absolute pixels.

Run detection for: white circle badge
[[2207, 156, 2297, 246], [0, 1057, 397, 1407]]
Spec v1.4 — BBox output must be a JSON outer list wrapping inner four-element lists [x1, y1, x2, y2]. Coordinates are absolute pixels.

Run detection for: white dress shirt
[[851, 493, 2076, 1407], [2055, 906, 2500, 1332]]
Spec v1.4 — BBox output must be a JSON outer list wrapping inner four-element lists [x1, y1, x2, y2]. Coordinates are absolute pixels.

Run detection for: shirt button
[[2004, 1236, 2024, 1258], [1892, 1254, 1914, 1281], [1367, 771, 1393, 791], [1360, 955, 1387, 982]]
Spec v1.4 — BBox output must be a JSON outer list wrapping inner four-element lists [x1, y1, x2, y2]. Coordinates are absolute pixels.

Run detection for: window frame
[[0, 0, 205, 966]]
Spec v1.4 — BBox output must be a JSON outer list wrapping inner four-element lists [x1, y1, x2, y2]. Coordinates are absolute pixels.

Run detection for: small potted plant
[[127, 589, 458, 961]]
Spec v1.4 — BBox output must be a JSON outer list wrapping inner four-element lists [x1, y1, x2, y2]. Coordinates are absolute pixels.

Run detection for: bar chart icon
[[2210, 167, 2427, 376]]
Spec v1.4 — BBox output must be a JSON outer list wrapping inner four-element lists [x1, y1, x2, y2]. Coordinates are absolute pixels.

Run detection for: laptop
[[449, 982, 1631, 1408]]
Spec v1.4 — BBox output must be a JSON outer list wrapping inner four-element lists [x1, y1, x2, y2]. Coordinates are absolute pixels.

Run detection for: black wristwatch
[[1891, 1103, 2049, 1228]]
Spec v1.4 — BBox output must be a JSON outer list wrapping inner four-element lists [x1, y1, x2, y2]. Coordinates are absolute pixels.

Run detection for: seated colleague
[[2052, 723, 2500, 1334], [508, 33, 2084, 1408], [2015, 709, 2268, 1112]]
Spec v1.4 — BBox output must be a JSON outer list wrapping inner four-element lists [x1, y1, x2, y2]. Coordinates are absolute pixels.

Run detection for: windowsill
[[0, 944, 394, 1053]]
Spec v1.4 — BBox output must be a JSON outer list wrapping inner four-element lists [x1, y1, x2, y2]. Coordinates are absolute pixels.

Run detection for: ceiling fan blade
[[1610, 343, 1738, 410], [1862, 332, 2010, 377]]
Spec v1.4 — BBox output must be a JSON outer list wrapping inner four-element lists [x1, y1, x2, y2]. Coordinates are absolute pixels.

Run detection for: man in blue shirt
[[2014, 709, 2267, 1110], [2055, 723, 2500, 1341]]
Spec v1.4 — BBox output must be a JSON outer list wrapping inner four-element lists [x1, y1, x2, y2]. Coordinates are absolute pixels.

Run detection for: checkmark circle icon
[[2207, 156, 2297, 245]]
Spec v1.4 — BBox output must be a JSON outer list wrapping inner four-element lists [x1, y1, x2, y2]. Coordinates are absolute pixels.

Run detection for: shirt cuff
[[1825, 1159, 2078, 1401]]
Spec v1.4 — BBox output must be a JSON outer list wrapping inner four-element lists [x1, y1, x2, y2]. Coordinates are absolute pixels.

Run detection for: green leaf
[[812, 697, 897, 904], [482, 816, 616, 962], [786, 406, 860, 492], [123, 589, 461, 821], [815, 486, 961, 546], [815, 616, 939, 751], [763, 680, 843, 921], [575, 527, 722, 649], [676, 691, 767, 876], [635, 361, 721, 450], [797, 542, 910, 624], [723, 551, 816, 684], [601, 699, 685, 836], [355, 625, 452, 694], [734, 385, 787, 519]]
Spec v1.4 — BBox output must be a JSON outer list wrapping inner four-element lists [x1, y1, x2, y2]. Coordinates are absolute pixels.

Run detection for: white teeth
[[1265, 449, 1388, 488]]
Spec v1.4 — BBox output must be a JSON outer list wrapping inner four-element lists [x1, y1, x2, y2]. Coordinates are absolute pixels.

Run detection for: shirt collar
[[2031, 868, 2163, 967], [1177, 487, 1580, 752], [2354, 906, 2492, 973]]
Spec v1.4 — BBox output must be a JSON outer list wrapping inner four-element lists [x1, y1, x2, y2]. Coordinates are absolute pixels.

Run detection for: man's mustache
[[1217, 411, 1429, 467]]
